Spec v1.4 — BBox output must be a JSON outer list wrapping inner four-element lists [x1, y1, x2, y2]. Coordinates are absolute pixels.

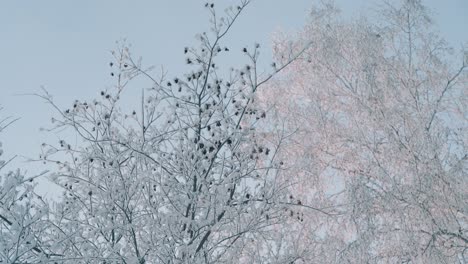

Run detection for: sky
[[0, 0, 467, 195]]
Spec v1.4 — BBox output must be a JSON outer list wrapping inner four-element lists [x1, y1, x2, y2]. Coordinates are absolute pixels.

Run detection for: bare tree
[[0, 108, 62, 263], [36, 1, 309, 263], [262, 0, 467, 263]]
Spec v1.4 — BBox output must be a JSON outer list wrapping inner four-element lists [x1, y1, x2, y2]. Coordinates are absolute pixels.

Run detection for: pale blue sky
[[0, 0, 466, 184]]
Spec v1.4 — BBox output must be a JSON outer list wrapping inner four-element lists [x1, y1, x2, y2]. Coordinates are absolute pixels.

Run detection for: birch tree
[[262, 0, 467, 263]]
